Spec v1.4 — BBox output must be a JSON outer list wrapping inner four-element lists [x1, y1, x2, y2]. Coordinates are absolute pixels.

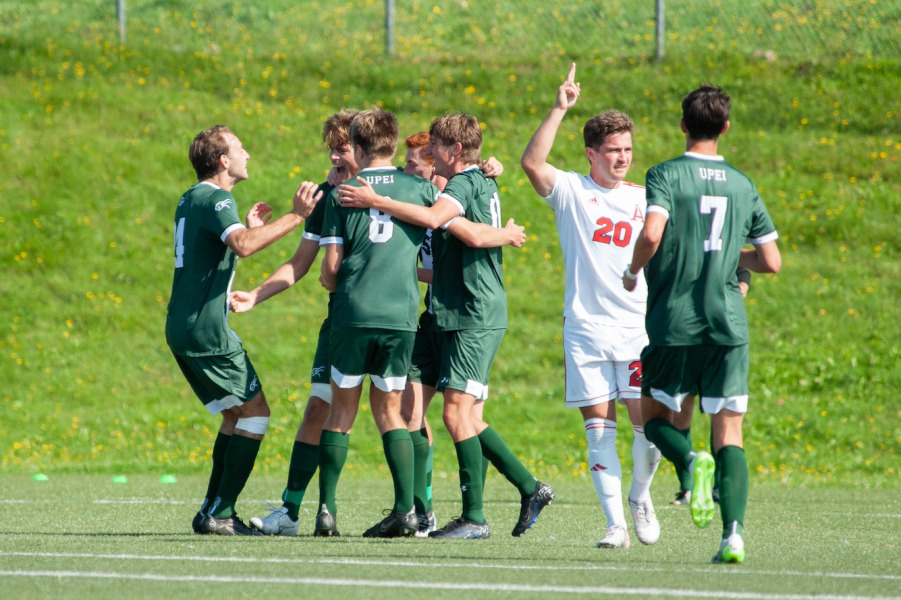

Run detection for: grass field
[[1, 474, 899, 600]]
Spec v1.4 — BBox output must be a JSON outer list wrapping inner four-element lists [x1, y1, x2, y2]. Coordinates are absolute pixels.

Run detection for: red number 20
[[592, 217, 633, 247]]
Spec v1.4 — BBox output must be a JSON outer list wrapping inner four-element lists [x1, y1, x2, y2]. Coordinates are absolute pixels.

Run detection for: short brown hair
[[189, 125, 233, 181], [350, 107, 398, 160], [583, 110, 633, 150], [682, 85, 730, 140], [405, 131, 434, 165], [322, 108, 359, 151], [429, 113, 482, 164]]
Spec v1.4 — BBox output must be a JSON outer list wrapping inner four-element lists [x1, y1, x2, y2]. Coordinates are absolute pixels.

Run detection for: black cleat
[[512, 480, 554, 536], [192, 510, 209, 534], [362, 509, 418, 538], [201, 514, 262, 536]]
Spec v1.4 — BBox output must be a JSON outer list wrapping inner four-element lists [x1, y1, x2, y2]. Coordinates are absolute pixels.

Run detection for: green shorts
[[171, 348, 262, 414], [640, 344, 750, 414], [437, 328, 505, 400], [408, 310, 441, 388], [309, 314, 332, 402], [329, 326, 415, 392]]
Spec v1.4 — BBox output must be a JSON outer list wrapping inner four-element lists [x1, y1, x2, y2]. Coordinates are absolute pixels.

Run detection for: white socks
[[585, 418, 626, 528], [629, 425, 661, 504]]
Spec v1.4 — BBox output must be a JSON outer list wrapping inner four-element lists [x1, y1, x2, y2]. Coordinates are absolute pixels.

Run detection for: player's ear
[[721, 120, 731, 135]]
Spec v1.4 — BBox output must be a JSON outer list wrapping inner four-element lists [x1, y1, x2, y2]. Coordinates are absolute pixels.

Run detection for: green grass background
[[1, 0, 899, 493]]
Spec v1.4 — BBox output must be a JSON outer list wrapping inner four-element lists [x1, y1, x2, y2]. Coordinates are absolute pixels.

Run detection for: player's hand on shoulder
[[246, 202, 273, 228], [504, 218, 527, 248], [480, 156, 504, 178], [292, 180, 322, 219], [337, 177, 379, 209]]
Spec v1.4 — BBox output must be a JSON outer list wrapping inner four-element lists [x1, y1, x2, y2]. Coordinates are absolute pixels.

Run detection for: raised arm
[[521, 62, 581, 197], [226, 181, 321, 258]]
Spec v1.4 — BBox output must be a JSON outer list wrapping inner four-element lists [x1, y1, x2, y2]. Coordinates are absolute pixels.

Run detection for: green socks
[[211, 434, 261, 518], [478, 427, 537, 496], [410, 428, 431, 513], [675, 426, 693, 491], [282, 441, 319, 520], [204, 432, 231, 505], [717, 445, 748, 537], [454, 436, 485, 523], [318, 430, 350, 515], [645, 417, 695, 474], [382, 429, 415, 514]]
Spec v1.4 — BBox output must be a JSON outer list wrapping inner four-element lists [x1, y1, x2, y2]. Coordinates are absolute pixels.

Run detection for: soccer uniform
[[165, 182, 261, 413], [408, 229, 443, 387], [302, 182, 335, 402], [641, 151, 778, 414], [432, 166, 506, 399], [545, 168, 649, 407], [320, 166, 437, 391]]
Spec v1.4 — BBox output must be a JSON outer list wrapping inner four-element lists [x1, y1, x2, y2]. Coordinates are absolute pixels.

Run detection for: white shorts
[[563, 318, 648, 408]]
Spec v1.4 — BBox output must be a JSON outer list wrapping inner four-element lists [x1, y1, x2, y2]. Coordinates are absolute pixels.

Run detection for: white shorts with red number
[[563, 318, 648, 408]]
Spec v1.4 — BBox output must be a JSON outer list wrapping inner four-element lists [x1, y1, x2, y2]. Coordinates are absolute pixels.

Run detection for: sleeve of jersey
[[303, 190, 329, 243], [747, 191, 778, 245], [318, 191, 344, 246], [644, 166, 672, 219], [209, 190, 245, 243], [436, 179, 468, 230]]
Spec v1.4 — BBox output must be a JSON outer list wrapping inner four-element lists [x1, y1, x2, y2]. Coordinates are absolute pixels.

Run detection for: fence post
[[386, 0, 395, 56], [655, 0, 664, 61], [117, 0, 126, 45]]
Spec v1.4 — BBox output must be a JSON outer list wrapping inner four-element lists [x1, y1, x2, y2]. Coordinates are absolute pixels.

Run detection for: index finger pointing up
[[565, 62, 577, 84]]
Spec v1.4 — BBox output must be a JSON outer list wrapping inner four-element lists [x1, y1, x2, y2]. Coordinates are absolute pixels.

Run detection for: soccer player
[[337, 113, 552, 539], [520, 63, 661, 549], [669, 268, 751, 507], [165, 125, 319, 536], [228, 109, 360, 536], [623, 85, 781, 563], [317, 107, 438, 537]]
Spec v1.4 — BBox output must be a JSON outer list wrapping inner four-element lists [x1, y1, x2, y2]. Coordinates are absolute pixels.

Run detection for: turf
[[0, 474, 898, 600]]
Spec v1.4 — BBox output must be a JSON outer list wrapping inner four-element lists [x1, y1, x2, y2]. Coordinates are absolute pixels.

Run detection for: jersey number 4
[[592, 217, 633, 247], [173, 217, 186, 268]]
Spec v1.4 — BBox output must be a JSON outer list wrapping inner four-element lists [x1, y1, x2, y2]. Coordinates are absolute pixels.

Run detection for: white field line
[[2, 551, 899, 582], [0, 569, 898, 600]]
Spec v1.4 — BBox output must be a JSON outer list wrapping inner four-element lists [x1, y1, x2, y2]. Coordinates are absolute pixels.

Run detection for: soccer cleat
[[414, 510, 438, 538], [363, 509, 418, 538], [629, 498, 660, 545], [512, 480, 554, 536], [201, 514, 262, 536], [314, 504, 340, 537], [669, 490, 691, 506], [712, 487, 720, 504], [712, 533, 746, 564], [596, 525, 631, 549], [690, 451, 716, 528], [191, 509, 209, 534], [428, 517, 491, 539], [249, 504, 299, 536]]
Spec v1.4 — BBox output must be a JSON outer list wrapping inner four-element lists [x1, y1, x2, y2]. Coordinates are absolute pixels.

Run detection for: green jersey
[[432, 166, 507, 331], [302, 181, 334, 242], [321, 166, 437, 331], [165, 182, 246, 356], [644, 152, 778, 346]]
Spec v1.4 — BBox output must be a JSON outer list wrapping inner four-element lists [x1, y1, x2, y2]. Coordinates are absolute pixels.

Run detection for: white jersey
[[545, 168, 647, 327]]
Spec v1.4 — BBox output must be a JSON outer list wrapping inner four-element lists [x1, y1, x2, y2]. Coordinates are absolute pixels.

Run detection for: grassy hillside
[[1, 1, 898, 488]]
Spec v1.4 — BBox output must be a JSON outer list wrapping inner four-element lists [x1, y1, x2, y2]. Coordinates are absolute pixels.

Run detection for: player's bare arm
[[226, 181, 321, 258], [319, 243, 343, 293], [447, 217, 527, 249], [739, 241, 782, 274], [623, 211, 667, 292], [229, 237, 321, 313], [337, 177, 461, 229], [521, 62, 581, 197]]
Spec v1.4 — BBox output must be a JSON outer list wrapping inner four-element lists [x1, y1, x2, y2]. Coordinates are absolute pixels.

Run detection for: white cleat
[[629, 498, 661, 545], [596, 525, 631, 549], [249, 504, 299, 536]]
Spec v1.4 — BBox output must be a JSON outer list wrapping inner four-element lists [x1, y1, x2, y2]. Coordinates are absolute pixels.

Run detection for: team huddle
[[165, 64, 781, 563]]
